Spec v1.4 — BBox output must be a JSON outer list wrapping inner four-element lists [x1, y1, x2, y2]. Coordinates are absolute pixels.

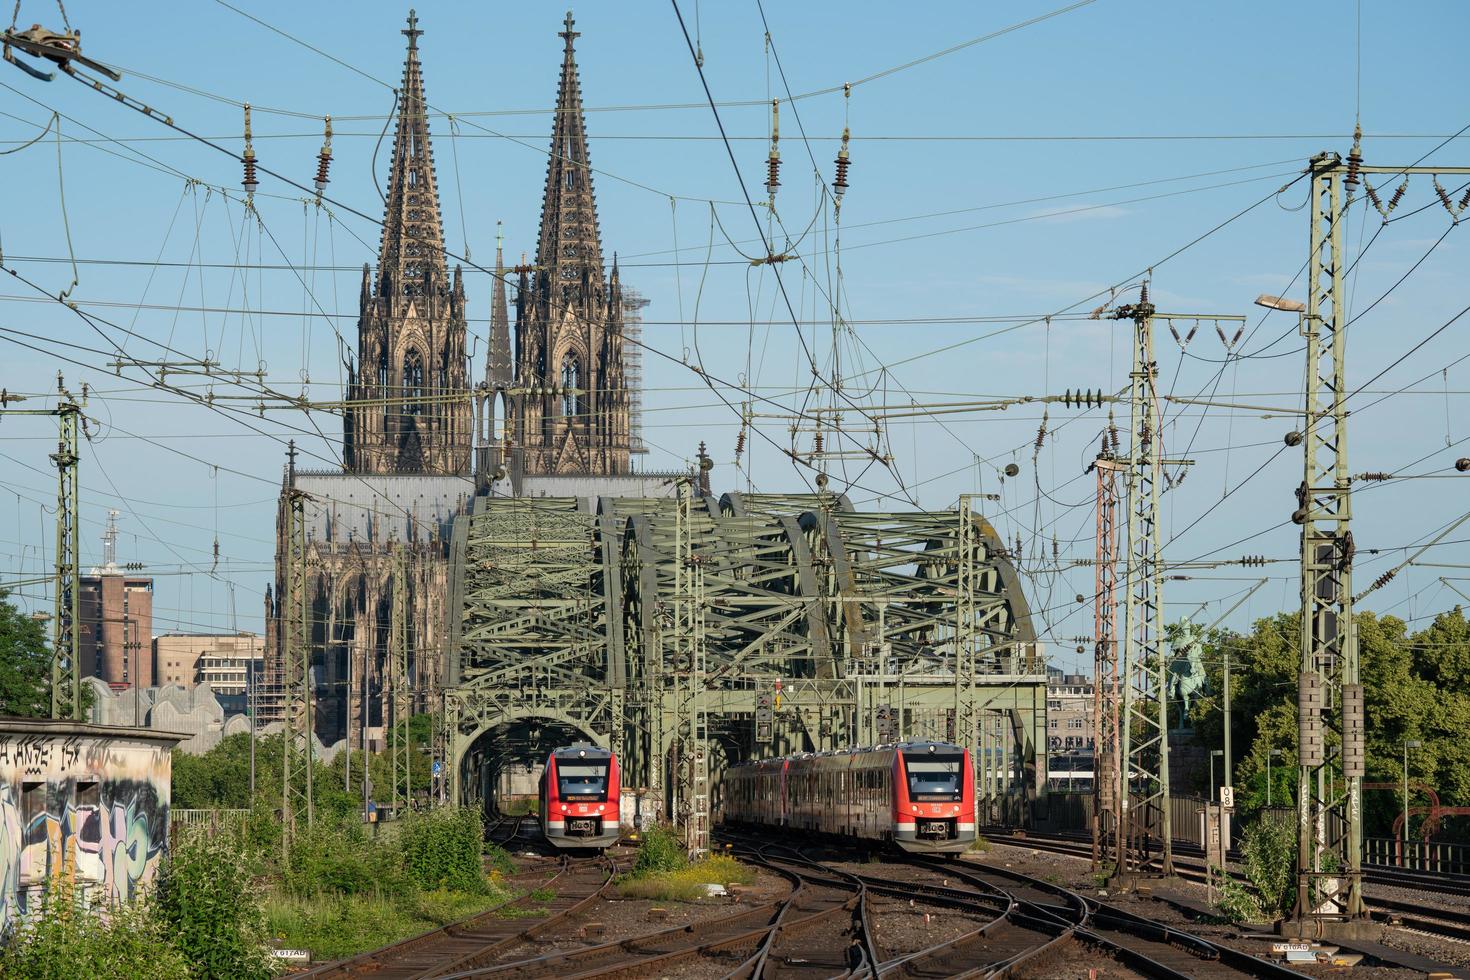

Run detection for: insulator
[[1388, 180, 1408, 212], [765, 99, 781, 197], [241, 103, 259, 195], [1434, 177, 1455, 215], [1358, 471, 1392, 481], [1456, 457, 1470, 472], [1231, 325, 1245, 347], [813, 429, 824, 455], [314, 115, 333, 192], [1371, 570, 1396, 592], [1109, 423, 1120, 452], [1461, 187, 1470, 212], [1215, 323, 1229, 347], [1138, 281, 1149, 305], [1185, 320, 1200, 344], [1168, 322, 1181, 345], [734, 427, 746, 458], [1344, 126, 1363, 192], [1365, 181, 1384, 214], [1240, 555, 1265, 567], [1034, 416, 1047, 449], [833, 127, 851, 199]]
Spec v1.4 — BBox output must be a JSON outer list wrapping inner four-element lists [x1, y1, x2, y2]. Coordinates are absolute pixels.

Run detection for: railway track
[[295, 853, 617, 980], [987, 830, 1470, 950], [730, 828, 1310, 979]]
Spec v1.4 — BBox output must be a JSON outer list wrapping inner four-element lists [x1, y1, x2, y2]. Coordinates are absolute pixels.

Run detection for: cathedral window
[[403, 349, 425, 417], [560, 353, 581, 420]]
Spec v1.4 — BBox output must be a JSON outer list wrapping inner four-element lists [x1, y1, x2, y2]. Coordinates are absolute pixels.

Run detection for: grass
[[967, 834, 992, 853], [264, 887, 508, 960], [616, 854, 757, 903]]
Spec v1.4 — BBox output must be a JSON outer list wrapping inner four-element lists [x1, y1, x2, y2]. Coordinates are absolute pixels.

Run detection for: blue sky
[[1, 1, 1467, 673]]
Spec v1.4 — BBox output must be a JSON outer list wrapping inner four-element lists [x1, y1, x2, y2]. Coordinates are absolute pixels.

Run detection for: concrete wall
[[0, 719, 182, 933]]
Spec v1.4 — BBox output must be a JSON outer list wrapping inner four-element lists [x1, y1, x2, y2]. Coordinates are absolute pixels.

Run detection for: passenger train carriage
[[539, 744, 621, 850], [722, 741, 976, 854]]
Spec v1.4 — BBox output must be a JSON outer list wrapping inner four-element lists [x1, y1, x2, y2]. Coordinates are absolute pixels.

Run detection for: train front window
[[903, 754, 964, 801], [557, 763, 609, 801]]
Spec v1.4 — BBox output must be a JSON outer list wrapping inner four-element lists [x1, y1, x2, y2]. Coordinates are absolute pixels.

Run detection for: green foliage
[[1214, 871, 1264, 923], [156, 827, 277, 980], [615, 854, 755, 903], [482, 843, 516, 879], [398, 807, 488, 893], [263, 888, 498, 961], [282, 816, 406, 897], [631, 825, 689, 877], [0, 886, 192, 980], [0, 590, 55, 717], [1187, 607, 1470, 840], [1238, 819, 1296, 918]]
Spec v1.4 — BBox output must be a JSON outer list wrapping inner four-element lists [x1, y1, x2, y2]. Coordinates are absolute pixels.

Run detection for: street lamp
[[1402, 739, 1422, 868], [1253, 294, 1307, 313], [1267, 748, 1283, 806], [1209, 749, 1224, 802]]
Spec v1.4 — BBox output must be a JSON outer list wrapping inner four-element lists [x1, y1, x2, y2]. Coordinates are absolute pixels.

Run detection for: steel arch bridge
[[443, 490, 1048, 825]]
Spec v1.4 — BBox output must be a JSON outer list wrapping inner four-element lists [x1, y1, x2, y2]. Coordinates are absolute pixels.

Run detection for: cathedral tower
[[513, 12, 632, 475], [344, 10, 472, 475]]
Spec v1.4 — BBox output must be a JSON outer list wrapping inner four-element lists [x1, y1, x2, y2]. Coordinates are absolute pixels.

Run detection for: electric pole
[[281, 442, 314, 856], [674, 480, 709, 857], [390, 544, 412, 815], [1, 375, 85, 720], [1090, 430, 1121, 872]]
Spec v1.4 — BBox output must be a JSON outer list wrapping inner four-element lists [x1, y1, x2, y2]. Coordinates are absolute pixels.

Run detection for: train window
[[557, 762, 609, 801], [902, 752, 965, 802]]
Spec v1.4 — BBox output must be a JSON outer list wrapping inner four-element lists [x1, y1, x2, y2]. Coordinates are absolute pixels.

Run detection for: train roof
[[727, 740, 966, 769], [548, 743, 613, 760]]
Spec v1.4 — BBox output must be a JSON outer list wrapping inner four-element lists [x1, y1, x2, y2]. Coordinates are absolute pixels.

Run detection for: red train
[[539, 744, 621, 850], [722, 741, 976, 854]]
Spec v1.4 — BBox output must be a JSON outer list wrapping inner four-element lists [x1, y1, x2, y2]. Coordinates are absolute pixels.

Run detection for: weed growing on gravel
[[617, 851, 756, 902], [967, 835, 992, 853]]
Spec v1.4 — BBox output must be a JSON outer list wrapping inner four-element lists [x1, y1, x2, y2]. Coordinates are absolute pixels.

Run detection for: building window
[[403, 349, 425, 417], [560, 353, 581, 420]]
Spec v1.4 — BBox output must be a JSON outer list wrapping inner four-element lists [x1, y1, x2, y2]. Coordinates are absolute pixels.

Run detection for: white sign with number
[[1220, 786, 1235, 809]]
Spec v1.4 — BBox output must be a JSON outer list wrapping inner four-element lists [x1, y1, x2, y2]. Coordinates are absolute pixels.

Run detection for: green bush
[[631, 825, 688, 877], [0, 886, 191, 980], [282, 816, 404, 897], [399, 807, 488, 893], [1239, 819, 1296, 918], [156, 827, 277, 980], [1215, 870, 1264, 923]]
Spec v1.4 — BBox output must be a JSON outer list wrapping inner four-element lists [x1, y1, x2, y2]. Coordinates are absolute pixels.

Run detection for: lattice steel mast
[[281, 442, 314, 854], [1113, 287, 1174, 881], [390, 544, 412, 814], [1090, 432, 1122, 872]]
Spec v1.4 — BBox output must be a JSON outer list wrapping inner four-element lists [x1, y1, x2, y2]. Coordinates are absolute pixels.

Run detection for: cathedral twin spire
[[352, 9, 629, 479]]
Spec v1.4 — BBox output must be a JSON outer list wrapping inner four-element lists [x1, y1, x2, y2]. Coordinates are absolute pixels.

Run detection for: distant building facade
[[78, 512, 153, 689], [152, 633, 263, 697], [1046, 670, 1095, 790]]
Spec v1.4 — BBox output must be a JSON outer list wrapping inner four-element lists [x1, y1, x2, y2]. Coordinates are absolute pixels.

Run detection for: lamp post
[[1402, 739, 1422, 868], [1209, 750, 1224, 802], [1267, 748, 1283, 807]]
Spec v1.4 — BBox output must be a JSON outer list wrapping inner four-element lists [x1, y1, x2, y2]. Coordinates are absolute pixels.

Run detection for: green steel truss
[[444, 491, 1046, 816]]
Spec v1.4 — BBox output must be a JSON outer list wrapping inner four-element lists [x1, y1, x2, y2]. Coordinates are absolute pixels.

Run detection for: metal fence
[[1365, 836, 1470, 875], [170, 808, 251, 836], [1039, 792, 1306, 850]]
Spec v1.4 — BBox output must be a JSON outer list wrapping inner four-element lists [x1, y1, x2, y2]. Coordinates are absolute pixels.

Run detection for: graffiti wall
[[0, 720, 179, 934]]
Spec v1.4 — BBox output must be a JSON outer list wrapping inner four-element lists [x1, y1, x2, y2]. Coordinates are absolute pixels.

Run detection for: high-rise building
[[79, 512, 153, 688]]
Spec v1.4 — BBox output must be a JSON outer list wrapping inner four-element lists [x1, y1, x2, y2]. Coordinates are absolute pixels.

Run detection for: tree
[[0, 590, 51, 717]]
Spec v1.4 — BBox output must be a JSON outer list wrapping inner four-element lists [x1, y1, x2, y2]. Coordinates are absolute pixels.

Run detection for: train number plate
[[921, 821, 949, 837], [569, 819, 597, 834]]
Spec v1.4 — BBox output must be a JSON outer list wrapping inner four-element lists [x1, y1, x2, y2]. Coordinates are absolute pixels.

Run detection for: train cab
[[892, 742, 976, 852], [539, 744, 621, 850]]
